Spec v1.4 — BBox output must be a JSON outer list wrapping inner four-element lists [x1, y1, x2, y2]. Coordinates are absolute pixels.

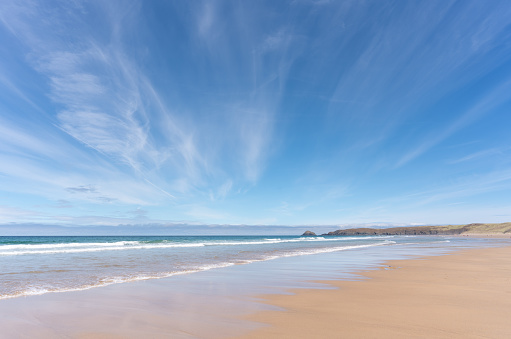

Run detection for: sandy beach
[[239, 245, 511, 339]]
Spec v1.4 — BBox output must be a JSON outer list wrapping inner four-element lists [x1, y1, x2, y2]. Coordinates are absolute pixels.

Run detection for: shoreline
[[238, 244, 511, 339], [0, 237, 508, 338]]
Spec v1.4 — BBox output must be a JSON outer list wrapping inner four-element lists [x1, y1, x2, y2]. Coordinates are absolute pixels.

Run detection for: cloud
[[261, 29, 290, 52], [37, 47, 156, 173], [0, 112, 165, 206], [66, 185, 98, 194], [1, 0, 509, 227], [183, 204, 231, 222], [449, 148, 504, 164], [0, 205, 41, 223], [380, 167, 511, 209], [65, 185, 117, 203], [55, 200, 73, 209], [0, 1, 188, 198], [127, 207, 148, 219], [197, 1, 215, 38], [314, 1, 511, 163], [209, 180, 233, 201], [396, 79, 511, 167]]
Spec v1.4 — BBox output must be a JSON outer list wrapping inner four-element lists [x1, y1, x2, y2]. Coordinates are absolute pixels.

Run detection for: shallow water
[[0, 234, 503, 300]]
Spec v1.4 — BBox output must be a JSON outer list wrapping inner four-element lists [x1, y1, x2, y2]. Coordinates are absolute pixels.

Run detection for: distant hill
[[322, 222, 511, 236]]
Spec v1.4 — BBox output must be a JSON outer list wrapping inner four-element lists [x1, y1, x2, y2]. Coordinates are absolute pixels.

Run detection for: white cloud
[[0, 205, 41, 223], [209, 180, 233, 201], [197, 2, 215, 38], [262, 29, 290, 52], [184, 204, 230, 221], [0, 1, 191, 201]]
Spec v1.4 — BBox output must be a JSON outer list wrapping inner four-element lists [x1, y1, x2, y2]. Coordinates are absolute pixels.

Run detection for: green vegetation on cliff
[[322, 222, 511, 236]]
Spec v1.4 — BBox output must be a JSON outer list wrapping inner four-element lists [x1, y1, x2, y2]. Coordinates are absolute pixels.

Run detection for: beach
[[240, 245, 511, 339], [0, 236, 509, 338]]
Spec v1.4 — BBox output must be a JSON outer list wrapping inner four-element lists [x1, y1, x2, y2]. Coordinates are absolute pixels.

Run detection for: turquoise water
[[0, 235, 499, 300]]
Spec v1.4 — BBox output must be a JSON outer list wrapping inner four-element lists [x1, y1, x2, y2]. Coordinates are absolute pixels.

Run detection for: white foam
[[0, 263, 239, 300], [0, 240, 396, 300], [0, 236, 392, 256], [0, 241, 140, 250], [0, 243, 206, 256]]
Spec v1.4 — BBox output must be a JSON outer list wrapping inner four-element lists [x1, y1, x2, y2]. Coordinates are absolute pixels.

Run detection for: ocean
[[0, 234, 502, 301]]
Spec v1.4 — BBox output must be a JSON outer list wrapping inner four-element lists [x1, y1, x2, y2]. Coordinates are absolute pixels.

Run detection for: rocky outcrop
[[302, 230, 317, 236]]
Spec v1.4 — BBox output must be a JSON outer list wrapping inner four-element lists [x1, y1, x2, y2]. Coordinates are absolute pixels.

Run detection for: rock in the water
[[302, 230, 317, 236]]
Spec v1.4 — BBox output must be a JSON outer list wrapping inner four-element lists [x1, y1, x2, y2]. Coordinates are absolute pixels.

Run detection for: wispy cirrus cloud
[[448, 148, 506, 165], [197, 1, 215, 38], [396, 79, 511, 168], [0, 1, 207, 199], [378, 167, 511, 209], [319, 1, 511, 160], [0, 0, 294, 224], [0, 111, 166, 206], [0, 0, 510, 227]]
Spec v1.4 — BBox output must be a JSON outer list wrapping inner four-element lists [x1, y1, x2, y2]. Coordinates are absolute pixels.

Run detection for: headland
[[316, 222, 511, 237]]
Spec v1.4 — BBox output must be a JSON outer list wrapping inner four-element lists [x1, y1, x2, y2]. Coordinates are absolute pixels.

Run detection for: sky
[[0, 0, 511, 233]]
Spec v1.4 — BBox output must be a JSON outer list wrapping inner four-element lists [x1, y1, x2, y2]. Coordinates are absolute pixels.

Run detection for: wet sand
[[239, 245, 511, 339]]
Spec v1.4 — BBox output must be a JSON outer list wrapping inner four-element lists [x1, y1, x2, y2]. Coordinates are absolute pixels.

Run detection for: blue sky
[[1, 0, 511, 230]]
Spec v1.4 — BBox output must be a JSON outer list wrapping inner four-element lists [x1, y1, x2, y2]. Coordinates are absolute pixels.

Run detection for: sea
[[0, 234, 504, 301]]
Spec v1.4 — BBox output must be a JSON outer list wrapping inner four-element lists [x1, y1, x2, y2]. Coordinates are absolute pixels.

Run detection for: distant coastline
[[301, 222, 511, 237]]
